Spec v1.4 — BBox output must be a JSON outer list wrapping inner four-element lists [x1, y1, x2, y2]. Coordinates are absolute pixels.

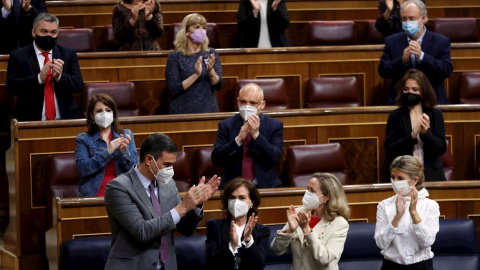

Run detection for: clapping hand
[[286, 205, 299, 233], [197, 175, 221, 204], [195, 56, 203, 76], [419, 113, 430, 134], [271, 0, 281, 11], [296, 211, 312, 235], [118, 133, 132, 152], [144, 0, 155, 18], [206, 53, 215, 74], [249, 0, 259, 15], [243, 213, 257, 242], [52, 59, 64, 80]]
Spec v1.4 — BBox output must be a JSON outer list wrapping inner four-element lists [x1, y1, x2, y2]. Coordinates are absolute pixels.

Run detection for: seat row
[[78, 72, 480, 118], [57, 18, 480, 52], [56, 219, 480, 270]]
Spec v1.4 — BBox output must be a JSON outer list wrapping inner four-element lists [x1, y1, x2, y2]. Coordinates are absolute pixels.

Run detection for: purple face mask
[[190, 29, 206, 44]]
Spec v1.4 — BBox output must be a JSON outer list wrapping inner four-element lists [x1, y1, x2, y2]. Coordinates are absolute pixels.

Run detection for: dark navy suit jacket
[[6, 43, 83, 121], [211, 113, 284, 188], [378, 30, 453, 105], [206, 218, 270, 270], [384, 106, 447, 181]]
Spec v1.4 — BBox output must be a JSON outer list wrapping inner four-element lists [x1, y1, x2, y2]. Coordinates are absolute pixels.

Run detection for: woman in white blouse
[[375, 155, 440, 270], [270, 173, 350, 270]]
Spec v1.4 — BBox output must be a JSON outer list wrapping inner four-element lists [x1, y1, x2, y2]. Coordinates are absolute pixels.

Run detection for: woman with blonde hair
[[165, 13, 223, 114], [271, 173, 350, 270], [375, 155, 439, 270]]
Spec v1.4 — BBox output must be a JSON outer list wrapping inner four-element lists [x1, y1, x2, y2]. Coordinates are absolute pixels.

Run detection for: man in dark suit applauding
[[104, 133, 221, 270], [212, 83, 284, 188], [378, 0, 452, 105], [0, 0, 47, 54], [6, 13, 83, 121]]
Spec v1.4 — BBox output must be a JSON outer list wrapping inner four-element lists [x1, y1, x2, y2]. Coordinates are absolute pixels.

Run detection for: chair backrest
[[235, 79, 289, 111], [49, 153, 81, 199], [307, 21, 355, 46], [47, 153, 80, 229], [57, 28, 96, 52], [169, 22, 220, 49], [83, 82, 139, 117], [100, 24, 121, 51], [264, 224, 292, 270], [173, 151, 192, 192], [365, 20, 385, 44], [339, 223, 383, 270], [431, 219, 480, 270], [305, 76, 361, 108], [286, 143, 351, 187], [459, 72, 480, 104], [439, 140, 454, 180], [430, 18, 479, 43], [194, 146, 224, 186]]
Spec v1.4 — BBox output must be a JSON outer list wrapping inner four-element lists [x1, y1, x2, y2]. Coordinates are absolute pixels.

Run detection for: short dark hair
[[86, 94, 122, 136], [221, 178, 261, 220], [139, 133, 178, 162], [395, 69, 437, 109]]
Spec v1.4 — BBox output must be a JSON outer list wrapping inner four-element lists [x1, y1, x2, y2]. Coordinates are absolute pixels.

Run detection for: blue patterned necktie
[[411, 54, 416, 69]]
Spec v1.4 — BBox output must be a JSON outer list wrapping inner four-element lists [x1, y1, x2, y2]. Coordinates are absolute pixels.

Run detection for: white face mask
[[94, 111, 114, 129], [228, 199, 250, 218], [239, 103, 262, 122], [149, 159, 174, 184], [302, 190, 326, 209], [391, 179, 413, 196]]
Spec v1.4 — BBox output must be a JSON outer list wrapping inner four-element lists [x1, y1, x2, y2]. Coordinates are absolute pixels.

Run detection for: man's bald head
[[238, 83, 266, 114]]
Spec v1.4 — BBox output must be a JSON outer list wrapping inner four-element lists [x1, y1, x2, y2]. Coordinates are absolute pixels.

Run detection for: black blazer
[[0, 0, 47, 54], [378, 30, 453, 105], [211, 113, 284, 188], [6, 43, 83, 121], [384, 106, 447, 181], [236, 0, 290, 48], [206, 218, 270, 270]]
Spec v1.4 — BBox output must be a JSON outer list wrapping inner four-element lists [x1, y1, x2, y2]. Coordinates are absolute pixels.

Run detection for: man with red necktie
[[6, 12, 83, 121], [212, 83, 284, 188]]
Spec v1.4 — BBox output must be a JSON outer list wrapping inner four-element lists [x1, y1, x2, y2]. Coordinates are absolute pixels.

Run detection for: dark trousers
[[381, 258, 434, 270]]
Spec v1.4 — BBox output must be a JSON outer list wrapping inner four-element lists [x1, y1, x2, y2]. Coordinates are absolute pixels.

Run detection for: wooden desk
[[3, 106, 480, 269], [45, 181, 480, 270]]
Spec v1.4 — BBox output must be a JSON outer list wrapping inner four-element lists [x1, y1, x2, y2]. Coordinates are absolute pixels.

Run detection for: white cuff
[[242, 237, 254, 249], [2, 7, 11, 19], [229, 241, 239, 255]]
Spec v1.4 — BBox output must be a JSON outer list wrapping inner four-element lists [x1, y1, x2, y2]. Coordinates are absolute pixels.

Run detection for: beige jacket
[[270, 207, 349, 270]]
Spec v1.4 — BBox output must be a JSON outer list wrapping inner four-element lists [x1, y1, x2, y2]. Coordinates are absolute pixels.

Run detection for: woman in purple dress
[[165, 13, 223, 114], [112, 0, 163, 51]]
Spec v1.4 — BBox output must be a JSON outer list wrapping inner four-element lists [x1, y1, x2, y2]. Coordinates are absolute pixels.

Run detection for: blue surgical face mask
[[402, 20, 420, 36]]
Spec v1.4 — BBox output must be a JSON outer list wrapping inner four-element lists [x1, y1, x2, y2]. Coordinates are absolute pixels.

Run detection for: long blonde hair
[[174, 13, 209, 56], [313, 172, 351, 222]]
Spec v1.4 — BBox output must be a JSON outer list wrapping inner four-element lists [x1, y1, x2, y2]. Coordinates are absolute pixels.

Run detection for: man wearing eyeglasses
[[378, 0, 452, 105]]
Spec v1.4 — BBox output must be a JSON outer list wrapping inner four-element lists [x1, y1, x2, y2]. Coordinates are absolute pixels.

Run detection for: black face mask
[[401, 92, 422, 107], [35, 35, 57, 51]]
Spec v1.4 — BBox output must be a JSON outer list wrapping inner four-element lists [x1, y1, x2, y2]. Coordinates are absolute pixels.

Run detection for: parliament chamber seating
[[459, 72, 480, 104], [83, 82, 140, 117], [169, 22, 221, 49], [307, 21, 356, 46], [56, 219, 479, 270], [440, 140, 454, 181], [173, 151, 192, 192], [193, 146, 224, 185], [235, 79, 290, 110], [100, 24, 121, 51], [47, 153, 80, 229], [430, 18, 479, 43], [365, 20, 385, 44], [305, 76, 361, 108], [286, 143, 352, 187], [57, 28, 96, 52]]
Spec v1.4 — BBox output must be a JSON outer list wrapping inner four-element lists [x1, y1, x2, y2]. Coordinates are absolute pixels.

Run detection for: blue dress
[[165, 48, 223, 114]]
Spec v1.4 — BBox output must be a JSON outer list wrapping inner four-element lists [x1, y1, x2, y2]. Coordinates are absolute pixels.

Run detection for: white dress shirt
[[257, 0, 272, 48], [374, 188, 440, 265], [33, 42, 62, 120], [228, 223, 255, 255]]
